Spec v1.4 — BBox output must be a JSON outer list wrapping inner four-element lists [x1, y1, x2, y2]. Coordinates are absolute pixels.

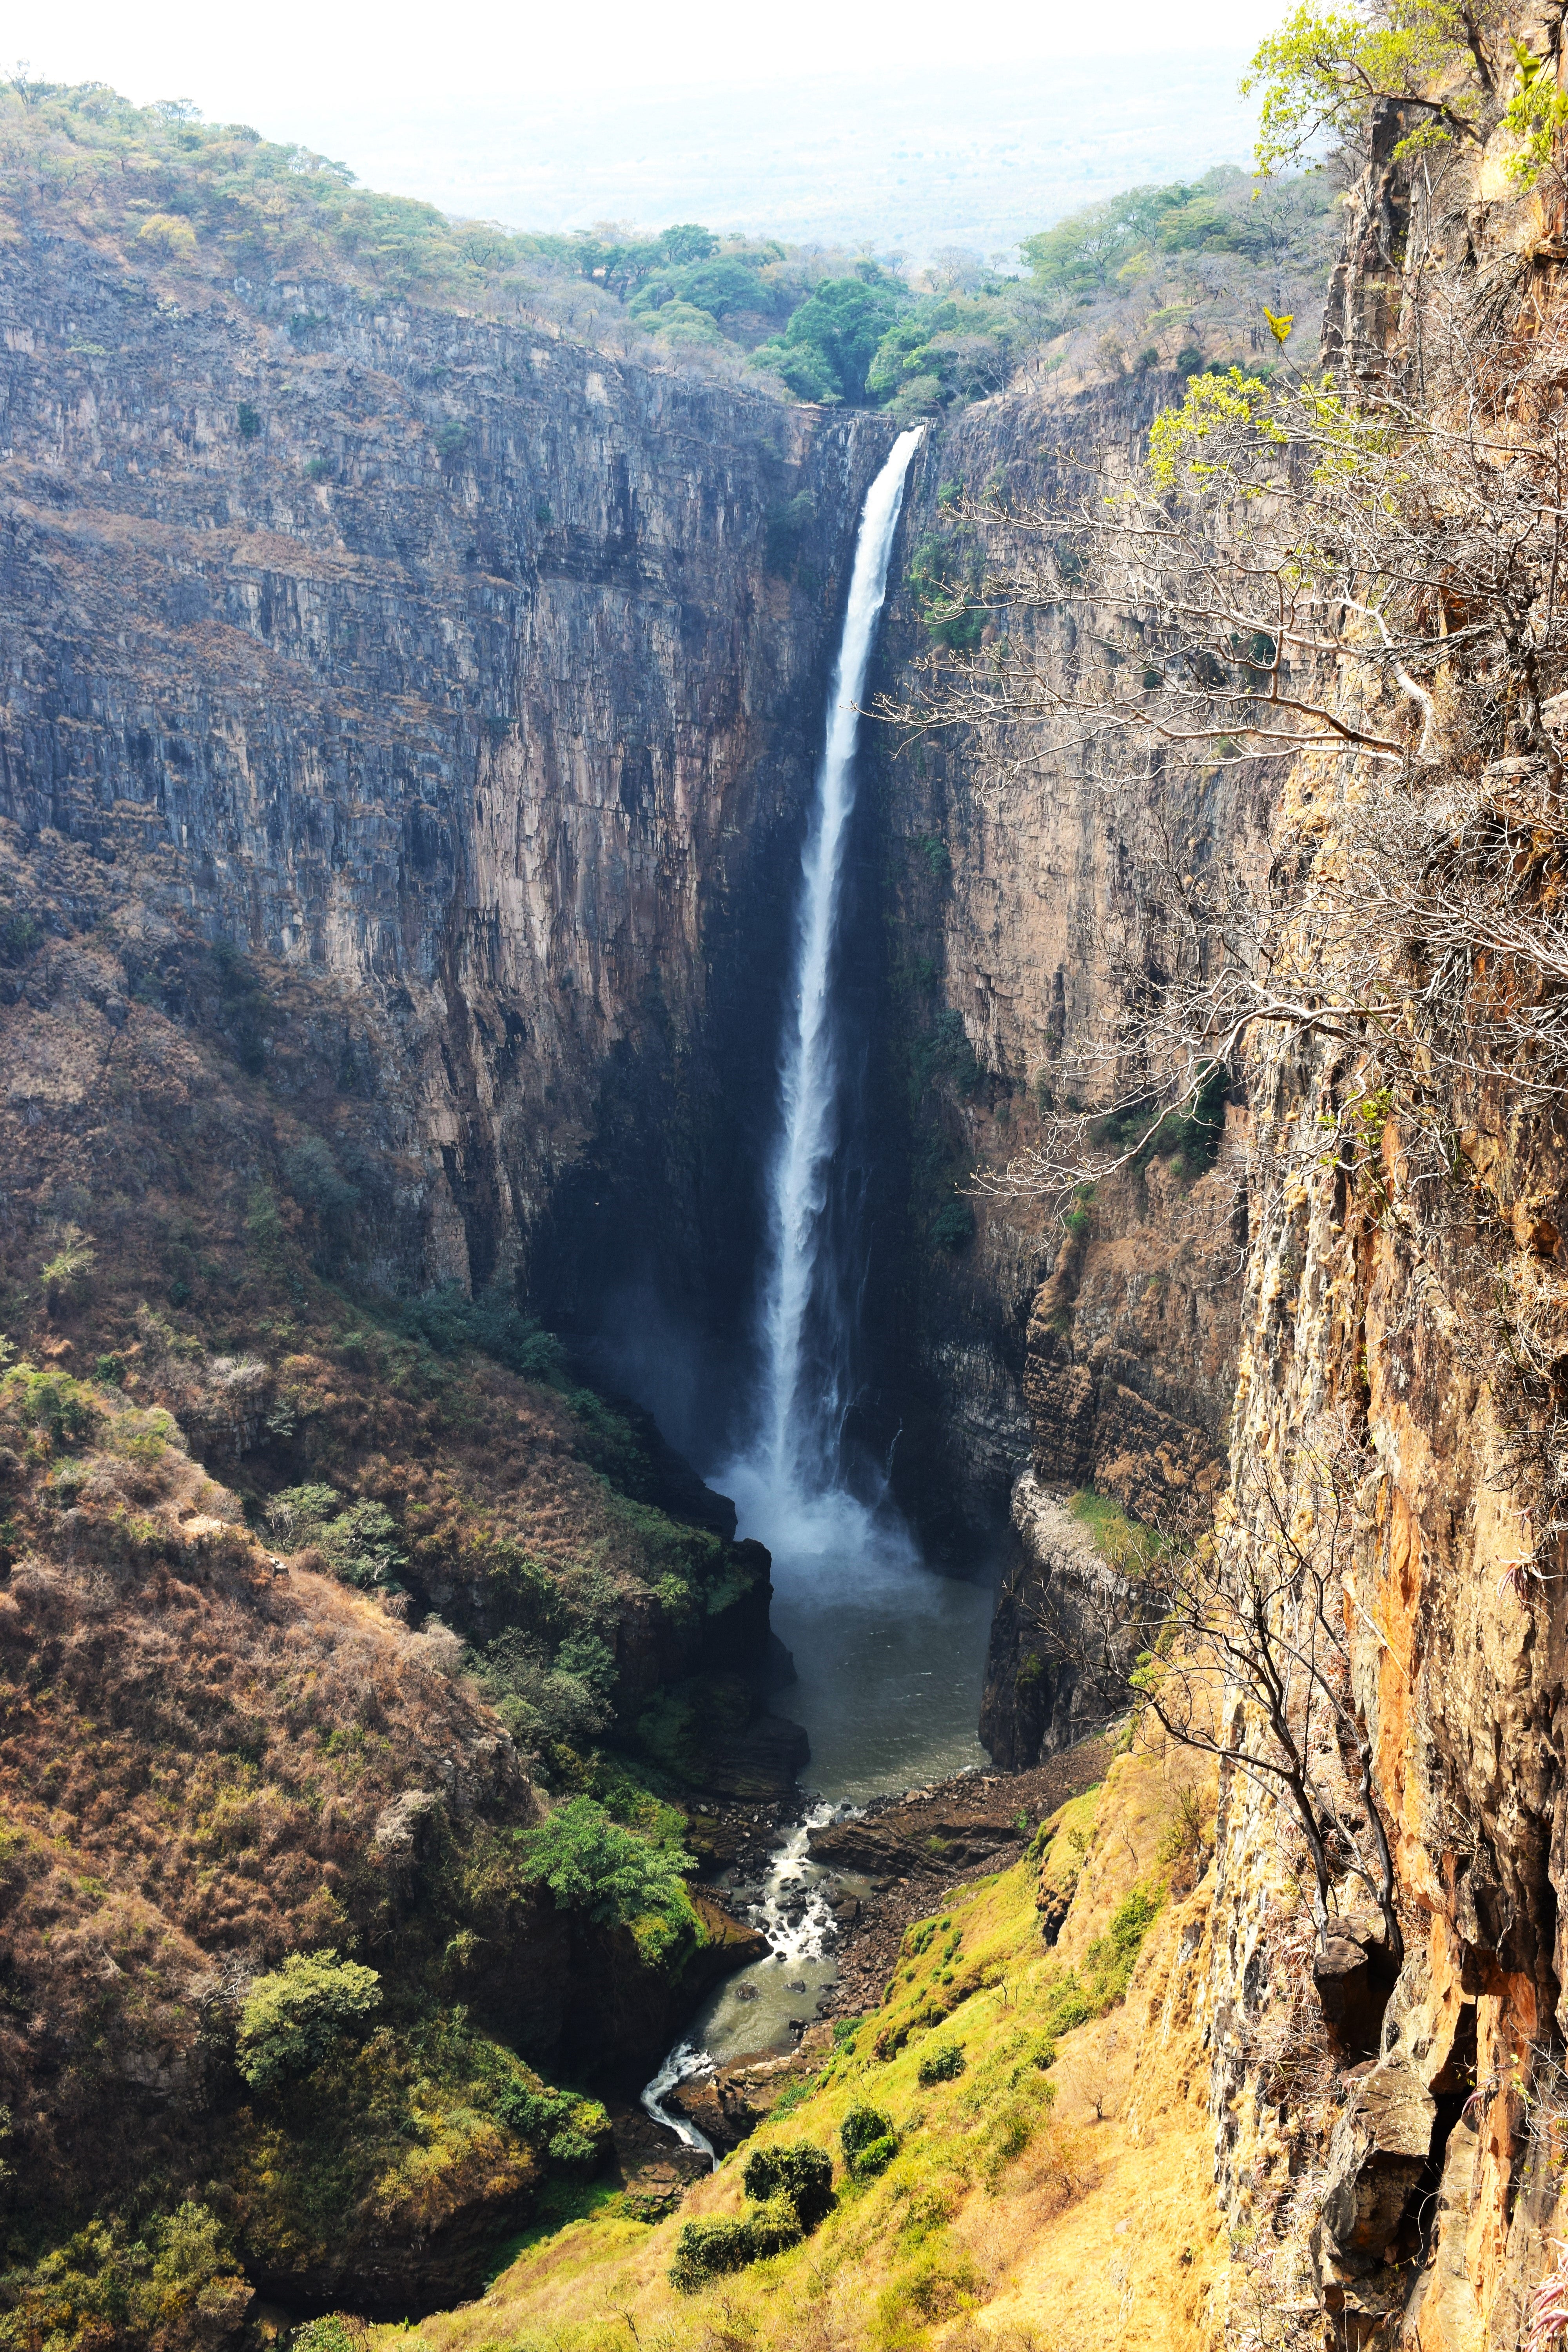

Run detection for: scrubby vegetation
[[234, 1950, 383, 2089], [0, 74, 1334, 428], [390, 1737, 1216, 2352], [0, 855, 772, 2316]]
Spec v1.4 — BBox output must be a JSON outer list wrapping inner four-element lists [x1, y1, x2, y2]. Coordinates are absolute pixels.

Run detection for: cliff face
[[0, 218, 893, 1406], [1099, 46, 1568, 2351], [855, 385, 1262, 1590]]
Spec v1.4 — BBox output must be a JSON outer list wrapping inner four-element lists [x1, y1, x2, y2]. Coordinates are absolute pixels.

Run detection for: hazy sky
[[16, 0, 1277, 252]]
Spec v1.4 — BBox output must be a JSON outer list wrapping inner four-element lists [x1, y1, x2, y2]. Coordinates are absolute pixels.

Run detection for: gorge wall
[[0, 216, 895, 1440], [843, 381, 1265, 1597]]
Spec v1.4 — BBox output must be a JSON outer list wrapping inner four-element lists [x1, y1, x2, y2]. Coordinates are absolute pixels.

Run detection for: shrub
[[669, 2214, 775, 2292], [236, 401, 262, 438], [263, 1485, 404, 1589], [490, 2066, 611, 2170], [669, 2150, 828, 2292], [11, 1370, 97, 1449], [841, 2103, 899, 2178], [1083, 1882, 1163, 2005], [40, 1224, 96, 1298], [932, 1198, 976, 1254], [434, 420, 468, 459], [0, 910, 41, 962], [389, 1283, 567, 1383], [282, 1137, 359, 1264], [290, 2319, 367, 2352], [516, 1796, 693, 1929], [917, 2043, 966, 2085], [136, 212, 197, 256], [0, 2203, 247, 2352], [235, 1949, 381, 2089], [742, 2141, 835, 2227]]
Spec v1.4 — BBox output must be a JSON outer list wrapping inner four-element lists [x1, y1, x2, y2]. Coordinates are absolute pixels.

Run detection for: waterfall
[[731, 425, 923, 1533]]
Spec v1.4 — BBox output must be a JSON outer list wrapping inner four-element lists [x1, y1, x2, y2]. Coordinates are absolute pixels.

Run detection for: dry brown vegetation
[[0, 818, 767, 2294]]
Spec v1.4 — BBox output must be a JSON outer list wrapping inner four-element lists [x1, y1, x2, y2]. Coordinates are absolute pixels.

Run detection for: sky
[[14, 0, 1278, 255]]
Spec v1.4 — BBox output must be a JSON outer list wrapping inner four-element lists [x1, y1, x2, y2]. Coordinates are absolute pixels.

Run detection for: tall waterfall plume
[[730, 425, 923, 1541]]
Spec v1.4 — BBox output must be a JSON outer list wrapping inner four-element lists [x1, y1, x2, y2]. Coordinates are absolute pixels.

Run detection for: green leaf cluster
[[751, 269, 906, 404], [1241, 0, 1485, 173], [235, 1949, 383, 2089], [262, 1484, 405, 1589], [670, 2141, 835, 2292], [0, 2205, 247, 2352], [515, 1795, 695, 1929], [840, 2102, 900, 2177]]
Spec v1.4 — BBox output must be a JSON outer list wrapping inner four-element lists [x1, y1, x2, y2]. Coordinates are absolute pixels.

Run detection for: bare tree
[[885, 257, 1568, 1192], [1069, 1443, 1403, 1966]]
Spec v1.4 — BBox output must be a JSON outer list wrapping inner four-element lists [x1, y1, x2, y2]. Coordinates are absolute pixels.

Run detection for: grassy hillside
[[0, 844, 781, 2312], [383, 1727, 1223, 2352]]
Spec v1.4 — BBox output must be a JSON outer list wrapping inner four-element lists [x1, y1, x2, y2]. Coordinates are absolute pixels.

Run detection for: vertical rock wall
[[0, 224, 893, 1411]]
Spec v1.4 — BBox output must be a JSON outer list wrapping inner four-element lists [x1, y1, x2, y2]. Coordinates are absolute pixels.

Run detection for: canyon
[[6, 22, 1568, 2352]]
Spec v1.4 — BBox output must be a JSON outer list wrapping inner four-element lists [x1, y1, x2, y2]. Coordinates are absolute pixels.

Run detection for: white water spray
[[738, 426, 924, 1526], [641, 2042, 718, 2166]]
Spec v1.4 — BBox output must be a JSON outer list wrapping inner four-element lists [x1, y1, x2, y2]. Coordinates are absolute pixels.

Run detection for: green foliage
[[670, 2207, 800, 2292], [282, 1136, 360, 1267], [235, 1949, 382, 2089], [1089, 1062, 1228, 1176], [40, 1225, 96, 1294], [515, 1796, 694, 1930], [932, 1197, 976, 1255], [751, 269, 905, 404], [1241, 0, 1481, 171], [1148, 370, 1286, 494], [741, 2141, 836, 2227], [1083, 1883, 1165, 2004], [1068, 1485, 1165, 1575], [0, 910, 42, 963], [489, 2065, 612, 2169], [387, 1282, 568, 1384], [1503, 35, 1568, 185], [0, 2204, 247, 2352], [229, 2013, 606, 2268], [866, 294, 1019, 416], [476, 1627, 617, 1754], [263, 1485, 405, 1589], [911, 1008, 983, 1100], [907, 536, 984, 651], [290, 2320, 365, 2352], [841, 2103, 899, 2176], [7, 1369, 97, 1449], [434, 419, 468, 459], [237, 401, 262, 438], [765, 489, 815, 575], [672, 2141, 834, 2290], [916, 2043, 966, 2085], [1027, 1881, 1165, 2071]]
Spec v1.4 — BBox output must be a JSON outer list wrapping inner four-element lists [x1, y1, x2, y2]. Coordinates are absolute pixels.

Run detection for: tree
[[517, 1796, 694, 1927], [235, 1950, 381, 2088], [1243, 4, 1568, 206], [136, 212, 197, 258], [753, 273, 906, 405], [1113, 1455, 1403, 1965]]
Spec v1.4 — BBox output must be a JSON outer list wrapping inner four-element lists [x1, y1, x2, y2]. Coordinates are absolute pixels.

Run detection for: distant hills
[[278, 53, 1259, 264]]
